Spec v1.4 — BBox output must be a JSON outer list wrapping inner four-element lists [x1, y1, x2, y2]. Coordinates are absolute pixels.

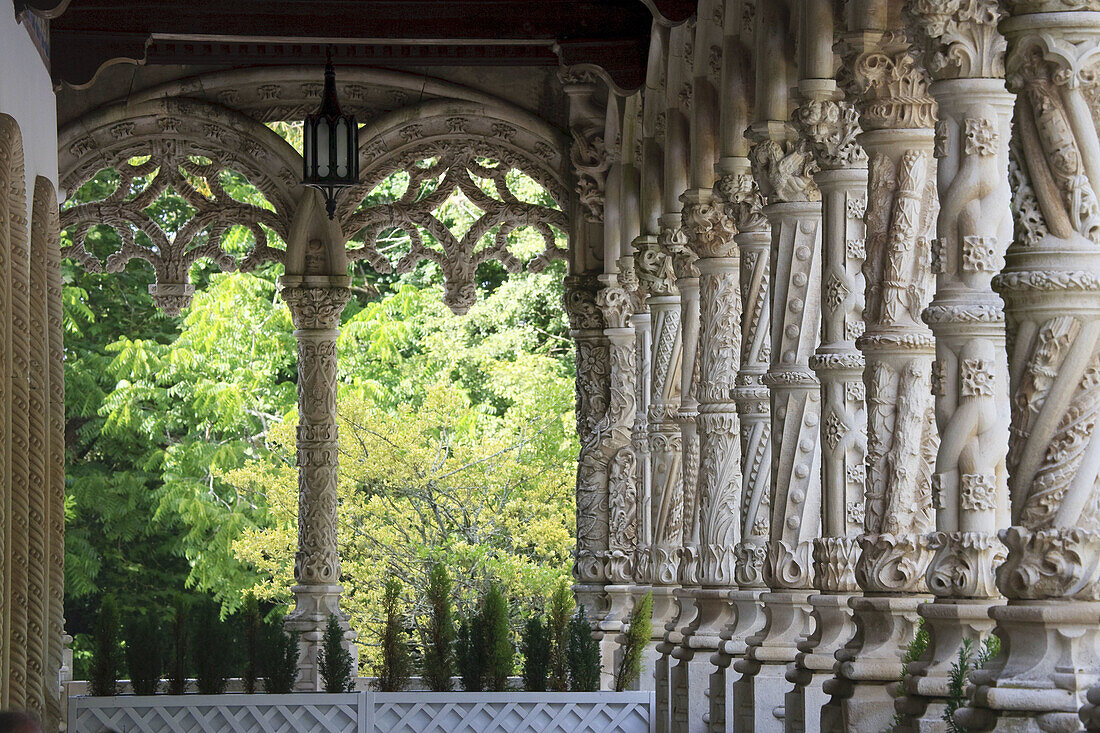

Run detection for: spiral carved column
[[281, 278, 356, 691], [823, 27, 940, 733], [709, 161, 773, 733], [896, 3, 1014, 728], [952, 4, 1100, 731], [789, 95, 869, 733]]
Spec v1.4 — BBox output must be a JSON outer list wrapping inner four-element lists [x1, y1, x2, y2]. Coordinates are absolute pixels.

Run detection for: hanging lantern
[[303, 55, 358, 219]]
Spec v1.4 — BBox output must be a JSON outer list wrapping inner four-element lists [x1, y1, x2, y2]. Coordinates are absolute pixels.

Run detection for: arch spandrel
[[57, 98, 302, 314], [338, 100, 572, 315]]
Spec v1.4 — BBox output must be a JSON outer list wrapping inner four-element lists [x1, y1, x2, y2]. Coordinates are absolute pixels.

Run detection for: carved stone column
[[710, 161, 773, 733], [823, 29, 940, 733], [280, 277, 356, 691], [670, 188, 741, 732], [788, 95, 869, 733], [664, 211, 708, 732], [895, 3, 1014, 728], [956, 5, 1100, 731], [596, 280, 640, 687], [737, 129, 823, 733], [636, 235, 683, 729]]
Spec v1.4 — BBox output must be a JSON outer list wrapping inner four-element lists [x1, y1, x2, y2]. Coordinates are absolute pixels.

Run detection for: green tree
[[614, 592, 652, 691], [521, 615, 550, 692], [547, 580, 572, 692], [482, 583, 514, 691], [420, 562, 456, 692], [262, 627, 299, 694], [318, 614, 355, 693], [89, 596, 121, 697], [457, 610, 485, 692], [568, 607, 600, 692], [375, 577, 412, 692], [125, 615, 162, 695]]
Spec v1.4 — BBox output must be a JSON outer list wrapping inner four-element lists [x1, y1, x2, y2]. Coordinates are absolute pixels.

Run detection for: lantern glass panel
[[316, 118, 331, 178], [335, 118, 349, 179]]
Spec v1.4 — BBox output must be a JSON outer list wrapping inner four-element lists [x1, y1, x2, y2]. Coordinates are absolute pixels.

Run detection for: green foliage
[[125, 615, 162, 695], [547, 580, 572, 692], [375, 577, 412, 692], [420, 563, 456, 692], [89, 596, 121, 697], [888, 620, 931, 732], [521, 615, 550, 692], [193, 601, 234, 694], [614, 592, 652, 692], [944, 634, 1000, 733], [167, 598, 190, 694], [242, 594, 262, 694], [318, 614, 355, 693], [567, 607, 600, 692], [262, 627, 299, 694], [457, 611, 485, 692], [482, 583, 514, 691]]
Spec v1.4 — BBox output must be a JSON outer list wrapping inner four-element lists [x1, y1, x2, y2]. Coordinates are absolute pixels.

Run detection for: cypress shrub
[[89, 596, 121, 697], [521, 615, 550, 692], [567, 606, 601, 692], [456, 610, 485, 692], [547, 581, 572, 692], [262, 627, 300, 694], [613, 592, 652, 691], [241, 594, 262, 694], [482, 583, 514, 692], [166, 597, 190, 695], [375, 576, 412, 692], [318, 613, 355, 693], [420, 562, 455, 692], [125, 614, 162, 695], [193, 601, 232, 694]]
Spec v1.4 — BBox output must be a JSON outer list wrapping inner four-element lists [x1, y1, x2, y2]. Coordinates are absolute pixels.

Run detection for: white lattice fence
[[68, 691, 655, 733]]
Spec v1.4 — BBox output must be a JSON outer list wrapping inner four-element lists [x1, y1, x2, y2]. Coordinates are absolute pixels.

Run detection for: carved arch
[[337, 100, 572, 314], [58, 98, 302, 314]]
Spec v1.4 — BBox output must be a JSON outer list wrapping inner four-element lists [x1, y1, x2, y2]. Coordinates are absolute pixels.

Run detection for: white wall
[[0, 6, 58, 210]]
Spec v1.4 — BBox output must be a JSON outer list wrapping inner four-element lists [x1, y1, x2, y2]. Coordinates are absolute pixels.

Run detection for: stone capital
[[838, 29, 939, 130], [281, 284, 352, 331], [794, 99, 868, 170], [563, 274, 605, 332], [908, 0, 1007, 80], [747, 137, 821, 204], [715, 171, 769, 233], [680, 189, 737, 259]]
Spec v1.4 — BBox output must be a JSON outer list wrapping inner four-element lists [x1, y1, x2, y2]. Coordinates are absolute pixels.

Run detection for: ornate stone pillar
[[894, 3, 1014, 728], [636, 234, 682, 727], [958, 4, 1100, 730], [566, 272, 612, 624], [710, 160, 773, 733], [280, 276, 356, 691], [596, 278, 640, 687], [788, 92, 869, 733], [665, 211, 707, 732], [737, 127, 824, 732], [823, 27, 940, 733], [670, 188, 740, 732]]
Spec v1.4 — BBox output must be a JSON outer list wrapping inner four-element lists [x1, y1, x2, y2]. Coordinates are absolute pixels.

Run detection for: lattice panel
[[69, 692, 654, 733], [70, 694, 359, 733], [371, 693, 652, 733]]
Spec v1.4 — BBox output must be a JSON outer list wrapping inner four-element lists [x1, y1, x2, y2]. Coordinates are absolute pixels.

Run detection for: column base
[[599, 584, 636, 689], [709, 588, 768, 732], [735, 590, 815, 732], [786, 592, 859, 733], [670, 586, 708, 733], [893, 598, 1001, 732], [653, 586, 682, 733], [822, 593, 928, 733], [285, 584, 357, 692], [956, 600, 1100, 733]]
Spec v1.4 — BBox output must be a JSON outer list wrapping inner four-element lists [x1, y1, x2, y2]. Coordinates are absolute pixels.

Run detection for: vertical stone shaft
[[0, 117, 18, 708], [899, 2, 1014, 726], [963, 4, 1100, 731], [281, 280, 353, 690], [710, 161, 771, 733], [26, 178, 51, 719], [629, 279, 653, 588], [565, 273, 611, 621], [42, 179, 65, 733], [824, 25, 940, 733], [9, 153, 30, 708], [790, 86, 869, 732]]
